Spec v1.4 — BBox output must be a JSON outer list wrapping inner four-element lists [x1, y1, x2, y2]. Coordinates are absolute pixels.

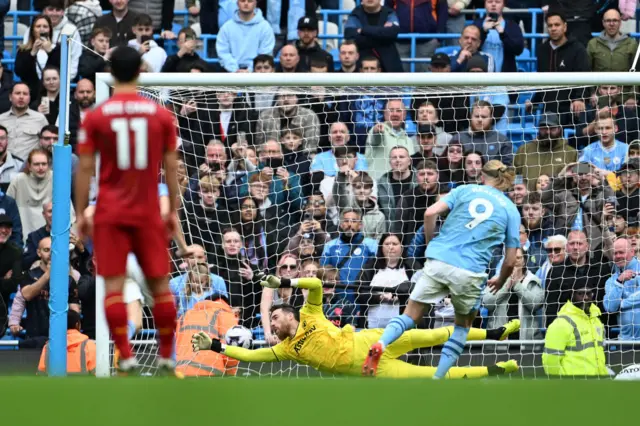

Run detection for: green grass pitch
[[3, 377, 639, 426]]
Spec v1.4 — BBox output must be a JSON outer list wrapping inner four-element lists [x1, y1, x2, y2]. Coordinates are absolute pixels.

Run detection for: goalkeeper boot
[[499, 319, 520, 341], [117, 357, 141, 377], [496, 360, 519, 374], [362, 343, 384, 377]]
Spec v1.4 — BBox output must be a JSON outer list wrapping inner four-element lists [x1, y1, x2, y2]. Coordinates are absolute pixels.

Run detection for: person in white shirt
[[127, 14, 167, 73]]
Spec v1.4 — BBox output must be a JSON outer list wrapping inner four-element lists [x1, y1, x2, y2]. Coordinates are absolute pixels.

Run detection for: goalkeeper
[[192, 276, 520, 378]]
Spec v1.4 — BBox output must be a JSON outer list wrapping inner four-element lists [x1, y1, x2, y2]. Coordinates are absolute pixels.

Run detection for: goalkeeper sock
[[153, 291, 177, 359], [127, 320, 137, 340], [105, 292, 132, 360], [379, 314, 415, 348], [434, 325, 469, 379]]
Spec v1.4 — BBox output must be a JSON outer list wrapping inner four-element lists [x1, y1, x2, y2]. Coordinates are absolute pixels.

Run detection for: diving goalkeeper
[[191, 276, 519, 378]]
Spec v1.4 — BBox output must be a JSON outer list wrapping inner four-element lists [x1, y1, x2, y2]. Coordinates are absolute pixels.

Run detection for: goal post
[[94, 71, 640, 378]]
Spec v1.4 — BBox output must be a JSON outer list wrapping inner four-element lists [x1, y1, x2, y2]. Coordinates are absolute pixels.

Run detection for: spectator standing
[[579, 115, 629, 174], [320, 209, 378, 296], [472, 0, 524, 73], [378, 146, 415, 224], [15, 15, 61, 97], [6, 149, 54, 243], [526, 12, 591, 125], [26, 0, 82, 81], [616, 160, 640, 229], [127, 0, 175, 36], [0, 83, 49, 163], [483, 247, 544, 340], [0, 125, 25, 193], [542, 281, 608, 376], [458, 100, 513, 165], [344, 0, 403, 73], [412, 99, 452, 156], [0, 190, 21, 246], [33, 67, 61, 126], [256, 92, 320, 153], [68, 79, 96, 148], [389, 0, 447, 72], [127, 14, 167, 73], [65, 0, 102, 46], [587, 9, 637, 73], [365, 99, 417, 180], [520, 192, 554, 273], [535, 234, 568, 290], [451, 25, 495, 72], [410, 124, 438, 168], [337, 40, 359, 73], [333, 172, 387, 241], [541, 1, 598, 47], [295, 16, 334, 71], [0, 213, 22, 337], [78, 27, 111, 84], [161, 28, 205, 73], [514, 113, 577, 191], [356, 233, 414, 328], [445, 0, 470, 45], [216, 0, 275, 73], [437, 141, 465, 188], [429, 51, 451, 72], [604, 238, 640, 340], [397, 159, 440, 241], [93, 0, 138, 47], [173, 262, 228, 318]]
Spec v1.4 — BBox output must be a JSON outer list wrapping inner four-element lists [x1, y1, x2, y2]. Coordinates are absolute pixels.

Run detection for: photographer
[[126, 14, 166, 73], [161, 28, 207, 73], [286, 194, 332, 258], [15, 15, 61, 98]]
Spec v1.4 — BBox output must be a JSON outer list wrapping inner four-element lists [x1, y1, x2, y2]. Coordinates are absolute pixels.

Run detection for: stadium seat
[[435, 46, 459, 57], [3, 20, 28, 56], [340, 0, 356, 24], [318, 21, 338, 51], [516, 48, 533, 73]]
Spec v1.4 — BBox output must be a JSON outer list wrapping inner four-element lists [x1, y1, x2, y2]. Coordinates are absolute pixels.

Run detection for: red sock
[[104, 292, 132, 360], [153, 292, 177, 359]]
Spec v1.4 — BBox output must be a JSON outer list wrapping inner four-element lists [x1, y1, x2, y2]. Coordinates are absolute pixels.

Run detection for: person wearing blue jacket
[[0, 189, 22, 247], [389, 0, 448, 72], [472, 0, 524, 73], [344, 0, 403, 73], [216, 0, 275, 72], [604, 238, 640, 340], [321, 209, 378, 301]]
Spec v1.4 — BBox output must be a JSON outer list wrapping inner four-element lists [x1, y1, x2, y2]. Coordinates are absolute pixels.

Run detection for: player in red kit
[[75, 46, 184, 375]]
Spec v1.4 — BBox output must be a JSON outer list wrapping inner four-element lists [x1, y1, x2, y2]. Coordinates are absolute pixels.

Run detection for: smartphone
[[606, 195, 619, 208], [140, 35, 153, 44], [40, 32, 49, 41], [489, 12, 499, 21], [40, 97, 50, 108], [303, 211, 314, 222]]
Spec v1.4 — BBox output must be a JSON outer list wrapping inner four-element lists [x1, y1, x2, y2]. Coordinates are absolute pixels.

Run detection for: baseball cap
[[538, 112, 560, 127], [297, 16, 318, 31], [629, 140, 640, 151], [430, 53, 450, 67], [618, 158, 640, 174], [0, 214, 13, 227], [466, 56, 488, 72], [417, 124, 436, 135]]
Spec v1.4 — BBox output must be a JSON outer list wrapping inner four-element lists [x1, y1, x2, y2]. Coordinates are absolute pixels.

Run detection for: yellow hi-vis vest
[[542, 302, 609, 376]]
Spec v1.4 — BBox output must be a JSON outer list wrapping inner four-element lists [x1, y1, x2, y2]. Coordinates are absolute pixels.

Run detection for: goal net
[[94, 72, 640, 378]]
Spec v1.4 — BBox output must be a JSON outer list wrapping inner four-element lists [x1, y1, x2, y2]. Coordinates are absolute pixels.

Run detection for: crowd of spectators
[[1, 0, 640, 363]]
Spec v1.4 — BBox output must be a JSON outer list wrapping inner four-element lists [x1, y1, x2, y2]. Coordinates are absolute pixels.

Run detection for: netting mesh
[[103, 81, 640, 377]]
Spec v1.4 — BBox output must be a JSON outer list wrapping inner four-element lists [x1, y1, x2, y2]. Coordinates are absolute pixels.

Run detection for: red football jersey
[[77, 92, 177, 226]]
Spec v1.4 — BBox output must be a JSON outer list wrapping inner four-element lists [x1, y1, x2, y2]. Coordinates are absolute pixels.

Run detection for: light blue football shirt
[[579, 140, 628, 172], [426, 184, 521, 273]]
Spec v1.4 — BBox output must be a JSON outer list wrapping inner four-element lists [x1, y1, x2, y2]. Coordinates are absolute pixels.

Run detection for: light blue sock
[[434, 325, 469, 379], [127, 320, 137, 340], [379, 314, 415, 348]]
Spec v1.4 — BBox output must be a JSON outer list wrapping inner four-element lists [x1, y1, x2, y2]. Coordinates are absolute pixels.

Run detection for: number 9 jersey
[[77, 92, 177, 227], [77, 92, 177, 278], [425, 184, 521, 274]]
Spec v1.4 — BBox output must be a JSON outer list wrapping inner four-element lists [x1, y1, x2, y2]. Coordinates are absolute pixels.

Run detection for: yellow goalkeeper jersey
[[271, 301, 357, 375]]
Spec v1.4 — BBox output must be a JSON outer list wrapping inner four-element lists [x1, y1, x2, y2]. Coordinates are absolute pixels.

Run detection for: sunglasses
[[280, 264, 297, 270], [545, 247, 563, 254]]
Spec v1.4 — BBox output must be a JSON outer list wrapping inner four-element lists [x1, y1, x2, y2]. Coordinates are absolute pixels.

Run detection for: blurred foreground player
[[192, 275, 520, 379], [75, 46, 184, 375]]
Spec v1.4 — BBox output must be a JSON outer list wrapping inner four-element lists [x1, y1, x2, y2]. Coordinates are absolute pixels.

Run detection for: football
[[225, 325, 254, 349], [615, 364, 640, 381]]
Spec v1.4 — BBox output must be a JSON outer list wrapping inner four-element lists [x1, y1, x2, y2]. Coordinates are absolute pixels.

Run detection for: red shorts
[[93, 223, 170, 279]]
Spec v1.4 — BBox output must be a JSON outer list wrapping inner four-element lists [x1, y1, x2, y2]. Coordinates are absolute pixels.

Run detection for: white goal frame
[[94, 71, 640, 378]]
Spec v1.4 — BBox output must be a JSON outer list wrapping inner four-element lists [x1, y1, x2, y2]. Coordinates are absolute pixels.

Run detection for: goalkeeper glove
[[259, 274, 282, 289], [191, 331, 222, 353]]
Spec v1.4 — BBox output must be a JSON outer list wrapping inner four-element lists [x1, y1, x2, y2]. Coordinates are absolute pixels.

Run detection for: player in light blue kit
[[362, 160, 521, 378]]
